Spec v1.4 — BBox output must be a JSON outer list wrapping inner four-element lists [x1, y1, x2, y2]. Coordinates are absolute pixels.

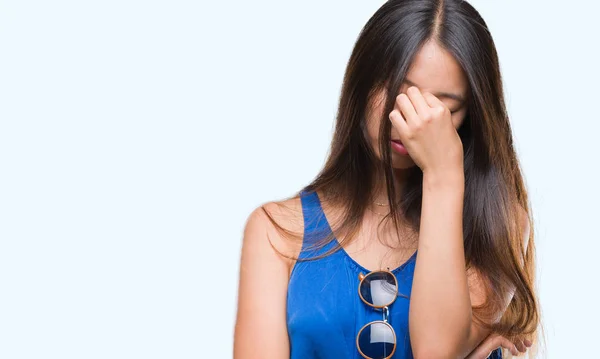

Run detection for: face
[[366, 40, 469, 169]]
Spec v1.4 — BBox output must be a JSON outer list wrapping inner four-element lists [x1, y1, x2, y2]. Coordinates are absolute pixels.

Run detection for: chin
[[388, 151, 415, 169], [371, 144, 418, 169], [384, 155, 416, 170], [391, 160, 418, 170]]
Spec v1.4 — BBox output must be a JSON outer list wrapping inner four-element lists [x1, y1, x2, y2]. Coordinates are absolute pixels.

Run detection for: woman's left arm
[[409, 170, 478, 358], [389, 86, 531, 358], [409, 170, 531, 358]]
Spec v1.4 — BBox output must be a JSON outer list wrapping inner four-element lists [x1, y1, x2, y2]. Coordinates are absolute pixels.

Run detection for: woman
[[234, 0, 540, 358]]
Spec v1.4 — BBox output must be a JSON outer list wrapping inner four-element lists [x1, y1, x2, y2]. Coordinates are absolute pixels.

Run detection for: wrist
[[422, 169, 465, 190]]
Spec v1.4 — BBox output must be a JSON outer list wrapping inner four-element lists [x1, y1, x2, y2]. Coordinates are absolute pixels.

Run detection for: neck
[[370, 167, 410, 205]]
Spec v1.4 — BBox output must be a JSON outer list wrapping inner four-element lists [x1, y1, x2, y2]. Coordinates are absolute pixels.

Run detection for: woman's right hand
[[465, 332, 532, 358]]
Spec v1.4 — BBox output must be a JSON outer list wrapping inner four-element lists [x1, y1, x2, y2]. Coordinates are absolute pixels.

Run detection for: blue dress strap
[[298, 189, 338, 259]]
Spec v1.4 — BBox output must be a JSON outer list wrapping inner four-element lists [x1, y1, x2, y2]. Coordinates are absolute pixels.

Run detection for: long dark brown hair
[[261, 0, 542, 352]]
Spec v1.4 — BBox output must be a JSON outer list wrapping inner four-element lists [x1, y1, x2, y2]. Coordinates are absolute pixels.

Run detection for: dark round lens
[[357, 321, 396, 359], [359, 271, 398, 307]]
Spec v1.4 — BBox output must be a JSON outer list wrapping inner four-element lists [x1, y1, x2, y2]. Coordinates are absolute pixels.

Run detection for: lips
[[391, 139, 403, 144]]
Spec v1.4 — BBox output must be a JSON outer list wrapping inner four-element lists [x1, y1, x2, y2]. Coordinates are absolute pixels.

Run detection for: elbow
[[411, 327, 471, 359], [412, 351, 448, 359], [412, 345, 464, 359], [411, 342, 460, 359]]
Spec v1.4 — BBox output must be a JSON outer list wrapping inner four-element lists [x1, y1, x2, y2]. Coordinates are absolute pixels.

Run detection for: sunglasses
[[356, 270, 401, 359]]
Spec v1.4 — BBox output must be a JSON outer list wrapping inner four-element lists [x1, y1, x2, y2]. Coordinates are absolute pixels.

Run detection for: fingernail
[[524, 339, 532, 347]]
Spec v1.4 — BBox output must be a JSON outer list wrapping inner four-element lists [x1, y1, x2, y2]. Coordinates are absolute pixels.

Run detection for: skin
[[234, 40, 531, 358]]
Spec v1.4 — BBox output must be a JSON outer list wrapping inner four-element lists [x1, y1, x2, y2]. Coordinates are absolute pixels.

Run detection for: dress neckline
[[311, 190, 418, 274]]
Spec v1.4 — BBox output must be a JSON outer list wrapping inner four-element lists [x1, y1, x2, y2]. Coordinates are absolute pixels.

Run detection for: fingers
[[514, 338, 527, 353], [388, 107, 409, 141], [422, 91, 447, 109], [467, 333, 533, 359], [404, 86, 430, 117], [465, 333, 504, 359], [496, 336, 519, 356], [497, 336, 533, 356], [395, 89, 421, 127], [391, 86, 450, 131], [510, 336, 533, 355]]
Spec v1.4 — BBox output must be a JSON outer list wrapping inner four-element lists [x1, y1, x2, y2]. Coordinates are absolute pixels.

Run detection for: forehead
[[402, 41, 468, 100]]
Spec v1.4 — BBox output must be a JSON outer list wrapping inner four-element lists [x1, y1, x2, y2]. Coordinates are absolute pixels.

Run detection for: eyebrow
[[403, 78, 466, 103]]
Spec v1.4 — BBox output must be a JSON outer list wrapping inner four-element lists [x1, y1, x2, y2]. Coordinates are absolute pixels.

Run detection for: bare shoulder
[[234, 194, 305, 357], [243, 194, 305, 277]]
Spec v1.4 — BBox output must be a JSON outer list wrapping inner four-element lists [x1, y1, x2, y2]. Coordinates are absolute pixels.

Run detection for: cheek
[[367, 117, 381, 141], [453, 110, 468, 129], [366, 108, 385, 141], [365, 90, 388, 140]]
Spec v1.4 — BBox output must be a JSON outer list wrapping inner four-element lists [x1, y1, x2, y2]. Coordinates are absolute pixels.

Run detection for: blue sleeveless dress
[[286, 189, 502, 359]]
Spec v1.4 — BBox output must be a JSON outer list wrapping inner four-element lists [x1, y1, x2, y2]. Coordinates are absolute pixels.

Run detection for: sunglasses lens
[[357, 322, 396, 359], [359, 271, 398, 307]]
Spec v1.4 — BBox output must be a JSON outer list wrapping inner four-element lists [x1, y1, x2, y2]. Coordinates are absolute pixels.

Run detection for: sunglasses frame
[[357, 270, 399, 308], [356, 270, 399, 359]]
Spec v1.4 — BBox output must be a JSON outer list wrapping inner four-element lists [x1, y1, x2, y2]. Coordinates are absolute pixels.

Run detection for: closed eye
[[450, 106, 465, 114], [449, 101, 467, 114]]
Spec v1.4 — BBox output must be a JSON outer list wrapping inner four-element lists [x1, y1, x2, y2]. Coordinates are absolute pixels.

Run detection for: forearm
[[409, 170, 472, 358]]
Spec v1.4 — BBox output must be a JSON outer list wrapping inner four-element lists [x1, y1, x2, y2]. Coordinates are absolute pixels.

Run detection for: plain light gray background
[[1, 0, 599, 358]]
